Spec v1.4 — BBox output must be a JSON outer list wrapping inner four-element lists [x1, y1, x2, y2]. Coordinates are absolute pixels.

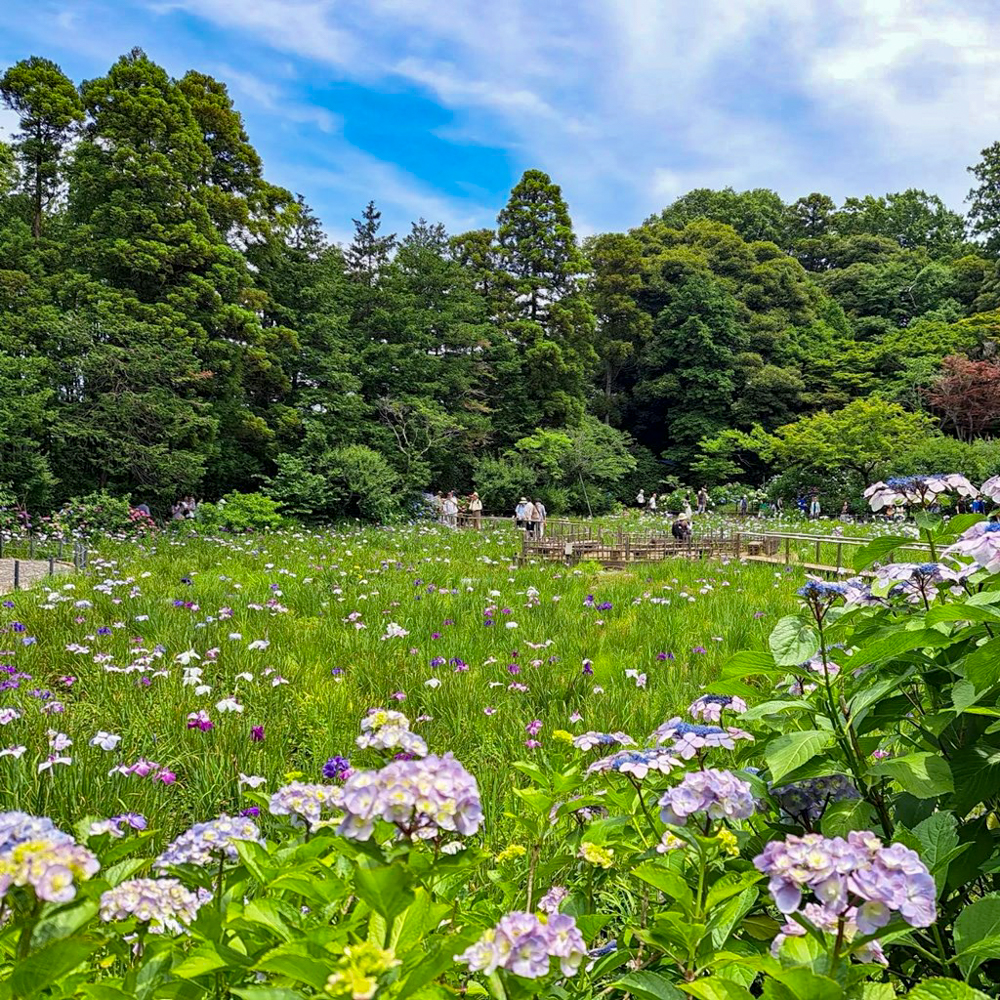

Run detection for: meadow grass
[[0, 523, 806, 844]]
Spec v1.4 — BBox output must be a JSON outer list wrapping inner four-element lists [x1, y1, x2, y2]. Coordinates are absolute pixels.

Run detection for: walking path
[[0, 558, 73, 594]]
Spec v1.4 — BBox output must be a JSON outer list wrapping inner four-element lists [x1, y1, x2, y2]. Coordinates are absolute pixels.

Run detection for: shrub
[[195, 491, 285, 532], [268, 447, 404, 522], [50, 491, 155, 539]]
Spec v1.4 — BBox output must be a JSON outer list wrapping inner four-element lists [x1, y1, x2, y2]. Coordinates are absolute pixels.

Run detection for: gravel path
[[0, 558, 73, 594]]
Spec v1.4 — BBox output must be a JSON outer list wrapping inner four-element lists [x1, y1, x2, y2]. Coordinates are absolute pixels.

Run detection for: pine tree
[[0, 56, 83, 238]]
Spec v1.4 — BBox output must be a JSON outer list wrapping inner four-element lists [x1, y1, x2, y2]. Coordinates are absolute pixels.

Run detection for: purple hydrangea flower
[[650, 717, 754, 758], [586, 748, 680, 780], [154, 815, 262, 870], [338, 752, 481, 842], [658, 769, 756, 826], [100, 877, 210, 934], [688, 694, 747, 723], [456, 911, 586, 979], [269, 782, 344, 830], [753, 831, 936, 962]]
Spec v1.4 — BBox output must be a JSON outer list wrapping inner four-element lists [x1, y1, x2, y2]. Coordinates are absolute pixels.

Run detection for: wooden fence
[[515, 524, 934, 574]]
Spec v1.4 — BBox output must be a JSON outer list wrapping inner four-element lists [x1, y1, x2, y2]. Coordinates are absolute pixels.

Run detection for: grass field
[[0, 523, 805, 844]]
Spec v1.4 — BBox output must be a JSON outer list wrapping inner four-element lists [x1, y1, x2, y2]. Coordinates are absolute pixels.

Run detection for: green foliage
[[770, 397, 935, 479], [51, 491, 151, 537], [2, 46, 1000, 514], [196, 491, 285, 532]]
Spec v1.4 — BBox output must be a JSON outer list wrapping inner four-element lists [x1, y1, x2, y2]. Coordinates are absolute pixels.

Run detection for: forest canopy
[[5, 49, 1000, 518]]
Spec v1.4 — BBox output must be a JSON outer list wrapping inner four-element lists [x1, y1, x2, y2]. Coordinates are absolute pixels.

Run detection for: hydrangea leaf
[[953, 893, 1000, 980], [768, 616, 819, 668], [763, 730, 834, 784], [868, 752, 954, 799]]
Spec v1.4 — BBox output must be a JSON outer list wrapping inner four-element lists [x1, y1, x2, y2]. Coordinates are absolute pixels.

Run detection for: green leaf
[[255, 946, 330, 991], [853, 535, 915, 572], [681, 979, 755, 1000], [869, 753, 954, 799], [231, 990, 306, 1000], [951, 680, 981, 713], [173, 942, 251, 979], [706, 871, 763, 909], [633, 862, 694, 910], [766, 969, 844, 1000], [764, 730, 834, 784], [242, 898, 292, 942], [354, 863, 415, 922], [820, 797, 875, 838], [5, 936, 102, 999], [926, 603, 1000, 625], [612, 971, 685, 1000], [942, 513, 986, 537], [953, 892, 1000, 979], [769, 616, 819, 667], [723, 650, 779, 677], [912, 811, 959, 892], [848, 629, 954, 668], [959, 637, 1000, 691], [906, 978, 991, 999]]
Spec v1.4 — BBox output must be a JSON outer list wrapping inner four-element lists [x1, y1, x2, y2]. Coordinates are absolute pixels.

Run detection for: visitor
[[468, 491, 483, 529], [523, 498, 539, 535], [775, 496, 784, 513], [840, 499, 850, 520], [671, 513, 687, 541], [648, 492, 658, 513], [435, 492, 445, 524], [443, 492, 458, 528], [534, 498, 547, 538], [697, 487, 708, 514], [738, 495, 748, 517], [683, 494, 693, 520], [133, 502, 151, 518], [810, 495, 821, 519], [636, 489, 646, 508], [515, 497, 528, 529]]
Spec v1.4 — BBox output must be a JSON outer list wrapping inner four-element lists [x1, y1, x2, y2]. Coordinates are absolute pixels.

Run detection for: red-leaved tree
[[925, 354, 1000, 441]]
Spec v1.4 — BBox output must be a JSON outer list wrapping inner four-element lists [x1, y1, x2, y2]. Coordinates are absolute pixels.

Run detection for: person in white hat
[[515, 497, 527, 528]]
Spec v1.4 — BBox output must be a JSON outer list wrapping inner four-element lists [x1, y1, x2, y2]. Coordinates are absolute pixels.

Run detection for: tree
[[836, 190, 966, 255], [634, 271, 744, 467], [585, 232, 651, 423], [968, 143, 1000, 254], [495, 169, 596, 428], [176, 70, 266, 237], [656, 187, 788, 245], [497, 169, 586, 323], [0, 56, 83, 238], [925, 355, 1000, 441], [345, 201, 396, 285], [69, 48, 283, 492], [770, 397, 935, 480]]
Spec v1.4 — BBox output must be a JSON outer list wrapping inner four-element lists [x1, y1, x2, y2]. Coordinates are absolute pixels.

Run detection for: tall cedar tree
[[0, 56, 83, 239]]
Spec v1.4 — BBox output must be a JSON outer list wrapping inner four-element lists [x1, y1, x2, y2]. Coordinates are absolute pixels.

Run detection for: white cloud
[[133, 0, 1000, 229], [212, 65, 339, 132]]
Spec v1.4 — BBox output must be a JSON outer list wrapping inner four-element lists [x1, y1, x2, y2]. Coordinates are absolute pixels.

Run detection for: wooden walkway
[[517, 526, 933, 574]]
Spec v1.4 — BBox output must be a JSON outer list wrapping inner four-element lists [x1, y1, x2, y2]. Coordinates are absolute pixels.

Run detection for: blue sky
[[3, 0, 1000, 243]]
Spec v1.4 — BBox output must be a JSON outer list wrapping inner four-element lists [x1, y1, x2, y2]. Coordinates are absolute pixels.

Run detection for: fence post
[[13, 560, 19, 591], [58, 538, 63, 559], [735, 533, 742, 559], [836, 543, 843, 575], [48, 556, 55, 578], [784, 537, 790, 565]]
